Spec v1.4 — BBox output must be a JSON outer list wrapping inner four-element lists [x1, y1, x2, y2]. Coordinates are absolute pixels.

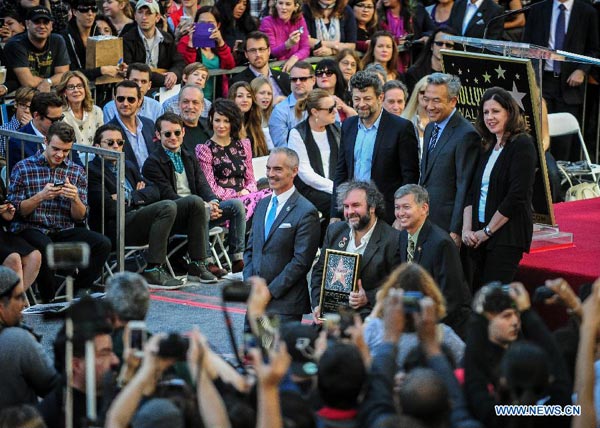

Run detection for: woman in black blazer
[[462, 87, 537, 289]]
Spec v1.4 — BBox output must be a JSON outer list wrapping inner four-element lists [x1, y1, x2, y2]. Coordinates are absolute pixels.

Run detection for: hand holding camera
[[249, 341, 291, 387], [415, 297, 441, 356], [383, 288, 405, 343], [539, 278, 582, 318]]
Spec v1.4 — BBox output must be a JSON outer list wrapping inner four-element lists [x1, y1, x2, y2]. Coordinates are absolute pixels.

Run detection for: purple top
[[259, 15, 310, 60]]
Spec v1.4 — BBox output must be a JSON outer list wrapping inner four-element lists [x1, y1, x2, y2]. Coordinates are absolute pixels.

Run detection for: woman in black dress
[[0, 183, 41, 294]]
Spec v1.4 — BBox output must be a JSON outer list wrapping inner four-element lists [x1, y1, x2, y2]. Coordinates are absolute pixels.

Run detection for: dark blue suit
[[244, 190, 320, 316], [332, 109, 420, 224], [107, 116, 158, 172], [8, 122, 83, 173]]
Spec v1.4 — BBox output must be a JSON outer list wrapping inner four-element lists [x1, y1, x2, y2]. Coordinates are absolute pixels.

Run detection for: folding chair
[[104, 244, 150, 278], [549, 112, 600, 184]]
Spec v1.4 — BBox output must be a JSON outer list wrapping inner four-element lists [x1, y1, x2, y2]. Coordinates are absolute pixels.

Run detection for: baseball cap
[[0, 266, 20, 297], [281, 322, 319, 378], [131, 398, 184, 428], [27, 6, 54, 22], [136, 0, 161, 14]]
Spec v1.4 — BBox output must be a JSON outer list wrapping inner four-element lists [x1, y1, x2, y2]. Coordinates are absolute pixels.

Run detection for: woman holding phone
[[259, 0, 310, 72], [178, 6, 236, 100]]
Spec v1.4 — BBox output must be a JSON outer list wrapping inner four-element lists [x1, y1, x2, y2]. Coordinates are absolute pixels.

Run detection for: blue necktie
[[264, 196, 278, 239], [553, 4, 566, 74], [428, 125, 440, 153]]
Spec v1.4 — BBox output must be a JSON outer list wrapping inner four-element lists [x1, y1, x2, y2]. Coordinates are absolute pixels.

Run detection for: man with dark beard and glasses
[[311, 180, 400, 321]]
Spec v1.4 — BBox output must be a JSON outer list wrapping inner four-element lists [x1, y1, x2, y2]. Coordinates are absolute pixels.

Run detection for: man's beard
[[347, 212, 371, 231]]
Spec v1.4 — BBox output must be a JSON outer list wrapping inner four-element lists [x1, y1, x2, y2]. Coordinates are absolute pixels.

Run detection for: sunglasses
[[162, 130, 182, 138], [433, 41, 455, 48], [315, 70, 334, 78], [116, 95, 137, 104], [44, 114, 64, 123], [290, 76, 313, 83], [102, 139, 125, 147], [77, 5, 98, 13], [318, 104, 337, 113]]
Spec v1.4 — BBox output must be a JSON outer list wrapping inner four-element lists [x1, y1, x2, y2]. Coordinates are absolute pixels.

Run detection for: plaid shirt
[[8, 151, 88, 234], [0, 116, 22, 159]]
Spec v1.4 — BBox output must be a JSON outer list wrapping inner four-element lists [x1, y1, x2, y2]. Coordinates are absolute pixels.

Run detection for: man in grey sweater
[[0, 267, 59, 410]]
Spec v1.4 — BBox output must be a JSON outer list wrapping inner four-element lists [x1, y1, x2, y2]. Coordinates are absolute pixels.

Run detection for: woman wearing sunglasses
[[196, 99, 271, 221], [314, 59, 356, 122], [403, 25, 456, 94], [56, 71, 104, 155], [288, 89, 340, 238]]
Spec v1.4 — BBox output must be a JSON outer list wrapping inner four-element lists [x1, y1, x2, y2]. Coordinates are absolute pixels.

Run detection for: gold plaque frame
[[318, 249, 361, 319]]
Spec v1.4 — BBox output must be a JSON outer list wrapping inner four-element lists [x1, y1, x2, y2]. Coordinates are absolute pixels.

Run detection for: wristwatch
[[46, 78, 52, 87], [483, 225, 493, 237]]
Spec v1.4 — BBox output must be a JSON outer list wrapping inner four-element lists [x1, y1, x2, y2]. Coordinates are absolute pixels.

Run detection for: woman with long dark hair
[[463, 87, 537, 288], [362, 31, 400, 80], [314, 59, 356, 122], [196, 98, 271, 221], [215, 0, 258, 52], [228, 81, 269, 157]]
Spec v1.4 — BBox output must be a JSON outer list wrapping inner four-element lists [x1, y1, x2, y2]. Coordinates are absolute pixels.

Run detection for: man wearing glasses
[[88, 124, 184, 289], [268, 60, 315, 147], [7, 92, 79, 173], [0, 266, 59, 409], [107, 80, 158, 172], [230, 31, 291, 100], [7, 122, 111, 302], [3, 6, 70, 92]]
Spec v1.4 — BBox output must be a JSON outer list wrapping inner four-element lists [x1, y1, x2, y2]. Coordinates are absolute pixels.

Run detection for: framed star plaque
[[318, 250, 360, 319], [441, 50, 555, 226]]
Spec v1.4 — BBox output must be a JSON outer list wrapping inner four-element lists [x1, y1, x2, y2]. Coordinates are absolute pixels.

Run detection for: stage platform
[[517, 197, 600, 328]]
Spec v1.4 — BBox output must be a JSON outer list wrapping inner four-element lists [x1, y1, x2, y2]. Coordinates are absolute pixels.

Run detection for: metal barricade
[[0, 129, 126, 272]]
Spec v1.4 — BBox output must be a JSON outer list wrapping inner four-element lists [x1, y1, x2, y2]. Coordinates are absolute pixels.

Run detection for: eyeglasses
[[290, 76, 313, 83], [16, 103, 31, 110], [44, 114, 64, 123], [66, 84, 85, 91], [116, 95, 137, 104], [77, 5, 98, 13], [318, 104, 337, 113], [246, 47, 269, 54], [315, 70, 334, 78], [162, 130, 182, 138], [433, 41, 455, 48], [354, 3, 374, 9], [101, 139, 125, 147], [340, 60, 356, 68]]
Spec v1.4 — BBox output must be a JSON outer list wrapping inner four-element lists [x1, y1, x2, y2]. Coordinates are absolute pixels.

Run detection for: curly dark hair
[[349, 70, 383, 96], [336, 180, 386, 220], [208, 98, 243, 142], [474, 86, 528, 149]]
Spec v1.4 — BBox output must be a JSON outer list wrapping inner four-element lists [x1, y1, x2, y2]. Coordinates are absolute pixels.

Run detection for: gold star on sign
[[483, 71, 491, 83], [495, 65, 506, 79]]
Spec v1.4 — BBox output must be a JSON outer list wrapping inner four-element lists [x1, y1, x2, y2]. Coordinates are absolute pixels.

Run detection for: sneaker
[[207, 263, 228, 278], [231, 260, 244, 273], [187, 261, 218, 283], [142, 267, 185, 290]]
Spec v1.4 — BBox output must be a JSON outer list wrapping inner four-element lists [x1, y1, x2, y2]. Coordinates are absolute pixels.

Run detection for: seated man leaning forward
[[142, 113, 246, 280], [7, 122, 111, 302], [87, 123, 185, 289]]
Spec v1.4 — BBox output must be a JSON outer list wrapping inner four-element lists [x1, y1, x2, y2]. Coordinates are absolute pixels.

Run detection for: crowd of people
[[0, 0, 599, 426]]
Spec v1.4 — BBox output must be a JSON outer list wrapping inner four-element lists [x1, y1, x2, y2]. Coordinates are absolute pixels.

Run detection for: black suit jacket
[[420, 111, 480, 234], [107, 116, 158, 173], [448, 0, 504, 40], [122, 26, 185, 89], [229, 67, 291, 97], [467, 133, 537, 251], [87, 157, 160, 239], [522, 0, 599, 105], [142, 146, 217, 202], [243, 190, 321, 315], [332, 110, 420, 224], [311, 220, 401, 316], [399, 218, 471, 330]]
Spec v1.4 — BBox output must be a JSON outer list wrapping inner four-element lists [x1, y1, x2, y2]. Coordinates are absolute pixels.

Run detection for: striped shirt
[[8, 151, 88, 234]]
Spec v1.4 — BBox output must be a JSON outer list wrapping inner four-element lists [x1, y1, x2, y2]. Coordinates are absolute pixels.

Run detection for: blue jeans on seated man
[[209, 198, 246, 262]]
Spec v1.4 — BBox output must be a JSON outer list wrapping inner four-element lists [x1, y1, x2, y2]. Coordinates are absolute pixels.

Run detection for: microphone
[[482, 3, 535, 41]]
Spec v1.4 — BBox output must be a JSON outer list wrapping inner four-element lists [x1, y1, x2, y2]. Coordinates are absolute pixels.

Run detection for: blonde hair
[[401, 75, 429, 121], [374, 263, 447, 319], [56, 71, 94, 113], [250, 76, 274, 123], [294, 88, 331, 120]]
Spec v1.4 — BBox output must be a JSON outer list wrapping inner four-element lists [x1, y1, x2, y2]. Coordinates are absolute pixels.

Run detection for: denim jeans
[[210, 198, 246, 261]]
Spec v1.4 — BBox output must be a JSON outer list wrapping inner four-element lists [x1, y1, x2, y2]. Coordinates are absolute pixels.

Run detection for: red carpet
[[517, 197, 600, 328]]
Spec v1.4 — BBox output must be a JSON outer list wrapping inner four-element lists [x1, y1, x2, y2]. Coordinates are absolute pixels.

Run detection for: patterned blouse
[[196, 138, 258, 200]]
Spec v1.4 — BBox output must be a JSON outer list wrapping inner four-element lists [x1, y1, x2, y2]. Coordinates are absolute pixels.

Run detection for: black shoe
[[142, 267, 185, 290], [187, 261, 218, 283]]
